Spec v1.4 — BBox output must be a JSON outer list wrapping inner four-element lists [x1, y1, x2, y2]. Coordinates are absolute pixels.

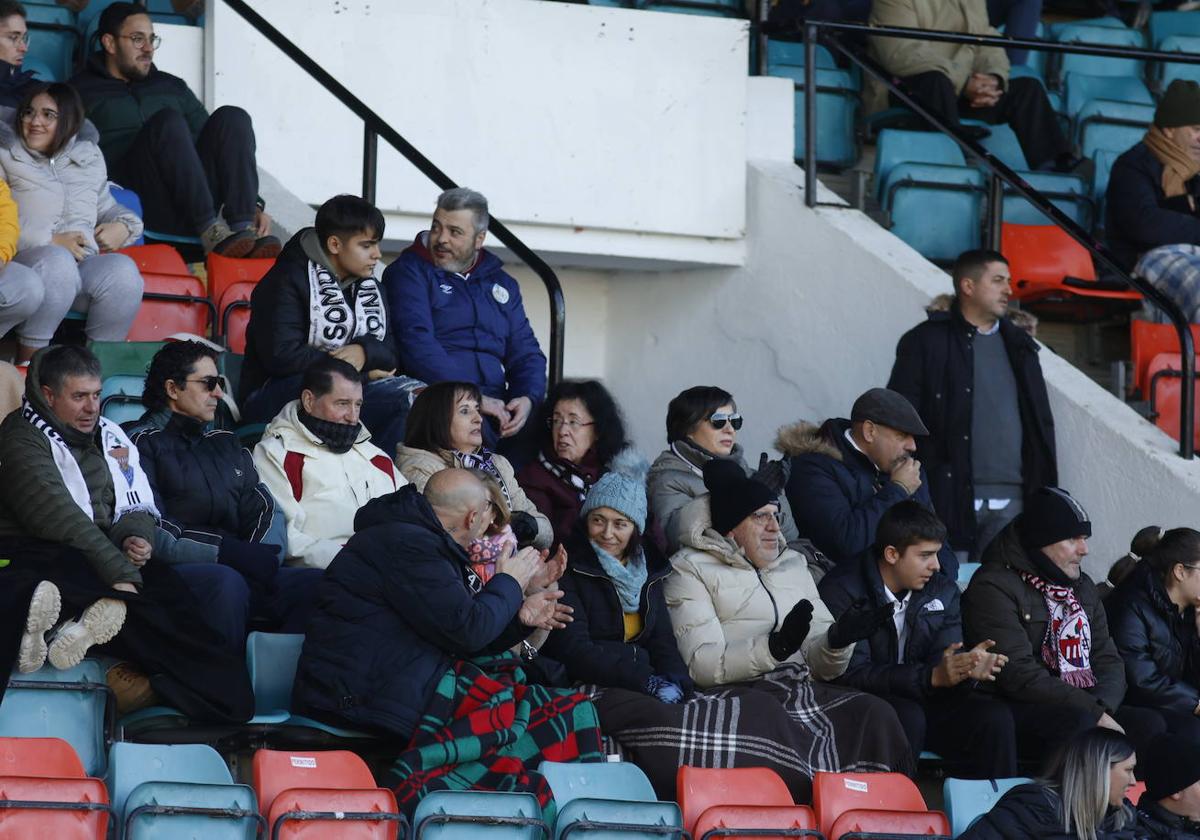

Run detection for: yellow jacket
[[0, 179, 19, 263]]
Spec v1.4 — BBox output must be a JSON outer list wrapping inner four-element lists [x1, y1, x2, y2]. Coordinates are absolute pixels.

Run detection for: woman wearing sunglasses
[[0, 82, 143, 364], [648, 385, 812, 560]]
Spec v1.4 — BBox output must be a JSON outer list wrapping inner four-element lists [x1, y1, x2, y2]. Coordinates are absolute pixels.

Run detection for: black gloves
[[753, 452, 791, 495], [769, 598, 814, 661], [827, 598, 895, 649], [509, 511, 539, 547], [217, 539, 280, 588]]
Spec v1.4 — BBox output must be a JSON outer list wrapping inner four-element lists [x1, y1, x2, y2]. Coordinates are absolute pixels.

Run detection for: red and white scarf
[[1019, 570, 1096, 688]]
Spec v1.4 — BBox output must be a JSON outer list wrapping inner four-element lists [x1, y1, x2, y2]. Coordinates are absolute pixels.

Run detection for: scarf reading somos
[[306, 261, 387, 351], [22, 398, 159, 523], [1019, 569, 1096, 688]]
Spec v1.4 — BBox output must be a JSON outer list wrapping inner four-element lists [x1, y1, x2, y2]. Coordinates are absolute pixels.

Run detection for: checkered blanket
[[1137, 244, 1200, 322]]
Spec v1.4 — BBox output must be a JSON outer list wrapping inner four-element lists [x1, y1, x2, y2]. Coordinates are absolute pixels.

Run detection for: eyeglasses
[[749, 510, 783, 526], [709, 412, 743, 431], [548, 417, 595, 431], [19, 107, 57, 123], [1, 32, 29, 47], [118, 33, 161, 50], [185, 375, 226, 393]]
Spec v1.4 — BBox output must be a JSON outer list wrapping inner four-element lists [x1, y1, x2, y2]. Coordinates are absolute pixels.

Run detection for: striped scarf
[[537, 449, 591, 503], [451, 449, 510, 505], [1019, 570, 1096, 688]]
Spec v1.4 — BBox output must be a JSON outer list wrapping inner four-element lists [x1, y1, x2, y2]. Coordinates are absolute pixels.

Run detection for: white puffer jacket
[[253, 400, 405, 569], [664, 495, 853, 688], [395, 444, 553, 550], [0, 108, 142, 255]]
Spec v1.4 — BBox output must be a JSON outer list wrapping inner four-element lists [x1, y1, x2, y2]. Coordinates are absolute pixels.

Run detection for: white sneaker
[[47, 598, 127, 670], [17, 581, 61, 673]]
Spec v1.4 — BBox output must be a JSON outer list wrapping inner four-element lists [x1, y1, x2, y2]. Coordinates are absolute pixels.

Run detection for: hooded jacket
[[395, 444, 553, 550], [887, 306, 1057, 551], [69, 53, 208, 166], [662, 495, 853, 688], [0, 108, 142, 255], [240, 229, 396, 401], [291, 484, 532, 738], [254, 399, 404, 569], [1106, 561, 1200, 716], [778, 418, 958, 579], [961, 521, 1126, 716], [0, 350, 152, 585], [818, 552, 964, 700], [382, 233, 547, 404], [133, 412, 276, 564], [960, 783, 1138, 840], [541, 530, 692, 694], [1107, 140, 1200, 271]]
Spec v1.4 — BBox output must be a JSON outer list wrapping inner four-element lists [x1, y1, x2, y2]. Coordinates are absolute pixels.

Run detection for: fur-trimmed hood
[[774, 419, 844, 461]]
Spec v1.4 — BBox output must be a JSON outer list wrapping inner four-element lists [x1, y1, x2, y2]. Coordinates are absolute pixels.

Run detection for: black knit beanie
[[1143, 733, 1200, 800], [1019, 487, 1091, 549], [703, 459, 777, 535], [1156, 80, 1200, 129]]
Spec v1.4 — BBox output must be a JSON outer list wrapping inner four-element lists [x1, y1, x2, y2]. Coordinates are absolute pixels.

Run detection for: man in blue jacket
[[819, 501, 1015, 778], [382, 188, 547, 458], [777, 387, 959, 579]]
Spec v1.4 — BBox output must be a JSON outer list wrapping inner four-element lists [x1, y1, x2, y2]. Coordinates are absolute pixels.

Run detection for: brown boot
[[200, 221, 256, 258], [106, 662, 159, 715]]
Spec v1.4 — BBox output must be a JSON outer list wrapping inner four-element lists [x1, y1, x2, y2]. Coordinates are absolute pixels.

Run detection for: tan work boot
[[106, 662, 159, 715]]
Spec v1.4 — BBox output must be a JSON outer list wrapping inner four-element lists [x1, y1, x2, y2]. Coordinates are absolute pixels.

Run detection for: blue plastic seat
[[956, 563, 982, 589], [109, 183, 146, 246], [555, 799, 683, 840], [106, 743, 232, 816], [977, 124, 1028, 170], [24, 3, 76, 83], [943, 777, 1031, 837], [99, 373, 145, 424], [540, 761, 657, 807], [1002, 172, 1090, 228], [413, 790, 549, 840], [1, 661, 111, 777], [1157, 35, 1200, 90], [21, 55, 56, 83], [1063, 73, 1152, 120], [874, 129, 966, 198], [1075, 100, 1154, 159], [1149, 10, 1200, 49], [123, 780, 261, 839], [766, 39, 860, 168], [1051, 23, 1145, 82]]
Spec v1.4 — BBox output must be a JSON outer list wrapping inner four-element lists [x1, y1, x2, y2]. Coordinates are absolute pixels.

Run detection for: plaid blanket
[[389, 653, 604, 820], [1136, 244, 1200, 323]]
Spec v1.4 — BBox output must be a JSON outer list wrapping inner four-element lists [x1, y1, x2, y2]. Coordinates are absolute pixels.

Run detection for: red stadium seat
[[218, 281, 255, 351], [812, 773, 927, 840], [0, 776, 112, 839], [119, 243, 191, 278], [827, 808, 950, 840], [252, 749, 377, 818], [677, 767, 794, 836], [0, 738, 84, 778], [1127, 781, 1146, 805], [207, 251, 275, 308], [1130, 320, 1200, 398], [267, 787, 402, 839], [1001, 223, 1141, 306], [128, 274, 214, 341], [1147, 352, 1200, 448], [693, 805, 820, 840]]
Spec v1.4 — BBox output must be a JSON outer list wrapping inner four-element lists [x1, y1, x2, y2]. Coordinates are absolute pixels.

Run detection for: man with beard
[[383, 188, 547, 462], [888, 250, 1056, 563], [254, 355, 406, 570], [70, 2, 277, 258], [777, 387, 959, 579]]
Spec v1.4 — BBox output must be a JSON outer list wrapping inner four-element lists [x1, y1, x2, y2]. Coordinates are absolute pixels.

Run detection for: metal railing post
[[987, 173, 1003, 251], [756, 0, 768, 77], [1180, 328, 1196, 459], [362, 127, 378, 205], [803, 23, 817, 208]]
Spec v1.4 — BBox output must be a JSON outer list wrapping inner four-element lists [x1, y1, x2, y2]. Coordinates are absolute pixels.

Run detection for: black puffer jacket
[[818, 552, 962, 700], [134, 412, 275, 557], [292, 485, 531, 738], [1137, 796, 1200, 839], [960, 783, 1138, 839], [887, 306, 1056, 552], [1106, 562, 1200, 716], [541, 532, 692, 695]]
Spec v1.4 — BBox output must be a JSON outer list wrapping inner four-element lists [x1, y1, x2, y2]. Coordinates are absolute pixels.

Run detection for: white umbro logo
[[234, 468, 243, 477], [439, 284, 453, 295]]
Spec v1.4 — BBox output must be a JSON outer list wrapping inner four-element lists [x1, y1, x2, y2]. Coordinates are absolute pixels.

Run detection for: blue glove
[[645, 675, 684, 704]]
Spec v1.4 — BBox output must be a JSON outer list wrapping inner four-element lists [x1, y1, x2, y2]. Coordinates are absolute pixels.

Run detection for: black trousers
[[892, 71, 1070, 169], [110, 105, 260, 236], [887, 693, 1018, 779], [1005, 700, 1176, 772]]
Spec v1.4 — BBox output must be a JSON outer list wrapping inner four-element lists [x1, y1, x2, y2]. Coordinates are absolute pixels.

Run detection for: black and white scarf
[[537, 450, 591, 503], [306, 261, 386, 351], [451, 449, 511, 505]]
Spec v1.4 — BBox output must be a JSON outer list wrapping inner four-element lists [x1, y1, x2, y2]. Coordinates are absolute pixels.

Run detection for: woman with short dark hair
[[517, 379, 629, 545], [0, 81, 143, 363]]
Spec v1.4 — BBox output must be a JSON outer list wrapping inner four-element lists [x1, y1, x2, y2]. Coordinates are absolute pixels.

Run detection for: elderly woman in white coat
[[0, 83, 142, 363]]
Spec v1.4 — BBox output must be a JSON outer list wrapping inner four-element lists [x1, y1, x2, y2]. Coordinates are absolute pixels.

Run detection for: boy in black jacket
[[819, 501, 1017, 778]]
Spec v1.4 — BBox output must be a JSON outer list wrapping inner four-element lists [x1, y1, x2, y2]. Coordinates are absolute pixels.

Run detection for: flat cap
[[850, 388, 929, 437]]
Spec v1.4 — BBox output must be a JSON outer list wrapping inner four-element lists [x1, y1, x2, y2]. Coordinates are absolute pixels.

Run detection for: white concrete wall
[[208, 0, 750, 268]]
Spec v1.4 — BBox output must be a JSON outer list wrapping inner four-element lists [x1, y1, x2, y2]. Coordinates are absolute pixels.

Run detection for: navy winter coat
[[1106, 561, 1200, 716], [818, 553, 962, 700], [291, 485, 532, 738], [382, 234, 547, 404], [541, 532, 692, 695], [778, 418, 958, 579], [887, 306, 1056, 552], [1107, 141, 1200, 271]]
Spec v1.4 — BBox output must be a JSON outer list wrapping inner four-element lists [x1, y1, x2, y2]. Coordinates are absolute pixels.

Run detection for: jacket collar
[[1139, 798, 1200, 834], [855, 551, 946, 617], [676, 494, 787, 571], [165, 411, 209, 439], [408, 231, 502, 280], [267, 399, 372, 451]]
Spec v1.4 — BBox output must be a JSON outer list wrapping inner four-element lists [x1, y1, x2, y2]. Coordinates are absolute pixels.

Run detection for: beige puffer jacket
[[395, 444, 553, 550], [663, 495, 853, 689]]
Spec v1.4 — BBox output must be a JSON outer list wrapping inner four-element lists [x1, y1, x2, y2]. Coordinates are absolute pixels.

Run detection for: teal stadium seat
[[541, 761, 681, 840], [1050, 22, 1145, 84], [1149, 10, 1200, 49], [974, 124, 1092, 228], [766, 40, 860, 170], [1063, 73, 1152, 121], [413, 790, 548, 840], [943, 777, 1031, 837], [1075, 100, 1154, 160], [100, 373, 145, 425], [1157, 35, 1200, 91], [24, 3, 76, 83], [1, 661, 112, 777]]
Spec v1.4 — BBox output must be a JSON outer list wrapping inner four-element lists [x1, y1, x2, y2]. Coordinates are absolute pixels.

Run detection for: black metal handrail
[[794, 19, 1196, 459], [217, 0, 566, 386]]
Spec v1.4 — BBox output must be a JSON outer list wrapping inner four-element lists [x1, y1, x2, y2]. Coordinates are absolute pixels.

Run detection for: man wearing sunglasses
[[133, 341, 322, 653]]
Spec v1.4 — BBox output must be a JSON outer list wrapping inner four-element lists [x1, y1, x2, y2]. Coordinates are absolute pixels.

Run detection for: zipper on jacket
[[572, 566, 661, 643], [754, 567, 781, 630]]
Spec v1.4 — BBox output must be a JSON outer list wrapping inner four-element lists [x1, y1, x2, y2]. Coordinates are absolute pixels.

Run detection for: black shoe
[[246, 235, 282, 260]]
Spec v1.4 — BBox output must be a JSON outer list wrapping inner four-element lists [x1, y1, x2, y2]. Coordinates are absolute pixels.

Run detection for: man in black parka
[[888, 249, 1056, 561]]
